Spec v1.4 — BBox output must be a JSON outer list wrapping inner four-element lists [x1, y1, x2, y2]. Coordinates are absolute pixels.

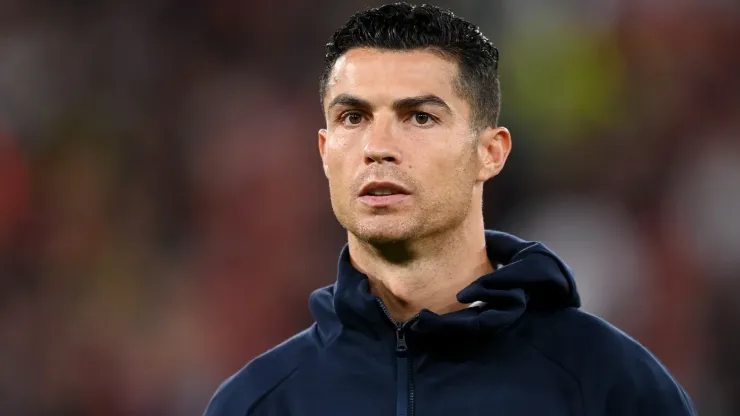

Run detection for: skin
[[319, 48, 512, 322]]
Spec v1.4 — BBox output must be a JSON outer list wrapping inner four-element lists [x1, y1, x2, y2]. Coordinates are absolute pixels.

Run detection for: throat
[[347, 224, 495, 323], [365, 255, 495, 323]]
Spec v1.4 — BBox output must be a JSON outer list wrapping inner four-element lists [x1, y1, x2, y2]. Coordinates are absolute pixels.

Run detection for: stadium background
[[0, 0, 739, 414]]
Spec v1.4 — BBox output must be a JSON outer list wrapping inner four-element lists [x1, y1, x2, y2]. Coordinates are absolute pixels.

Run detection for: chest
[[254, 343, 582, 416]]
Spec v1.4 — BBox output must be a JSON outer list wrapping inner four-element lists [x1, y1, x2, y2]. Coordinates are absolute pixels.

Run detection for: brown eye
[[343, 112, 363, 125], [412, 113, 433, 126]]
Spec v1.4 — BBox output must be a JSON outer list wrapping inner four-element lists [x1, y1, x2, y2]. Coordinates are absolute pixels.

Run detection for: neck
[[347, 213, 494, 323]]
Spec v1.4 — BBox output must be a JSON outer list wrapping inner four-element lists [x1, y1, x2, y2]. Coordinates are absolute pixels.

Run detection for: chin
[[350, 218, 420, 245], [357, 231, 408, 246]]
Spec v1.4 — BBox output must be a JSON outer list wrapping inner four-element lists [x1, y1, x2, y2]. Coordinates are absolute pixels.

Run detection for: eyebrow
[[327, 93, 453, 115], [327, 94, 372, 111], [392, 94, 453, 115]]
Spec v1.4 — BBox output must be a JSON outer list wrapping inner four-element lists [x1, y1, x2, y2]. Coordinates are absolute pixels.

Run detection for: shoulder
[[203, 325, 320, 416], [516, 308, 696, 415], [520, 308, 642, 358]]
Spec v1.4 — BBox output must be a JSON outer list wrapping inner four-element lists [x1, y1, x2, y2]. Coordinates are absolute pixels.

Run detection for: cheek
[[324, 144, 355, 191], [326, 130, 364, 166], [427, 148, 477, 190], [325, 131, 357, 160], [326, 129, 359, 149]]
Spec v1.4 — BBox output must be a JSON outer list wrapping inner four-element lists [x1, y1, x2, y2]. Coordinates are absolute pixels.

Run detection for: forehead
[[325, 48, 461, 106]]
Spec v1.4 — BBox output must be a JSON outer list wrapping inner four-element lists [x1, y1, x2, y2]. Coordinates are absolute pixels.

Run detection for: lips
[[359, 181, 410, 197], [358, 181, 411, 207]]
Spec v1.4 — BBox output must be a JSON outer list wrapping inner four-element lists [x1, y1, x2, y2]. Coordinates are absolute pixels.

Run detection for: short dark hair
[[320, 3, 501, 129]]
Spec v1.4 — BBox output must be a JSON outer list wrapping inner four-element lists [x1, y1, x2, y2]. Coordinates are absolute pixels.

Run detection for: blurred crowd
[[0, 0, 738, 414]]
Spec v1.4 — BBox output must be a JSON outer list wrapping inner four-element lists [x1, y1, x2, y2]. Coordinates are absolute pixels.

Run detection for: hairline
[[320, 46, 488, 132]]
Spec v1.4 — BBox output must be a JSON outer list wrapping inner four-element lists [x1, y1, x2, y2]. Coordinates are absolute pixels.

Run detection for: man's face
[[319, 48, 492, 244]]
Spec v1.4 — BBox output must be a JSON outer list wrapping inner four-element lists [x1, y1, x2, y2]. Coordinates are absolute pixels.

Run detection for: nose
[[363, 119, 402, 165]]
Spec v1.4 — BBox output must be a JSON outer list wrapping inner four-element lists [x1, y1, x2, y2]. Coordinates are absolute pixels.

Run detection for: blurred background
[[0, 0, 738, 414]]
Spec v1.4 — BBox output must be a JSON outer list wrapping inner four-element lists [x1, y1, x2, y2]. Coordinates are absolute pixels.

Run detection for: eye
[[414, 113, 430, 125], [341, 112, 364, 126], [410, 112, 436, 127]]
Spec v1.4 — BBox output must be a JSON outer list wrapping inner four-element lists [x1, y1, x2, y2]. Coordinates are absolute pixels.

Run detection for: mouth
[[358, 181, 411, 207]]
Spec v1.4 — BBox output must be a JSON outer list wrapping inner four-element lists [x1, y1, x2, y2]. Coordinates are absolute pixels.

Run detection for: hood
[[309, 230, 581, 344]]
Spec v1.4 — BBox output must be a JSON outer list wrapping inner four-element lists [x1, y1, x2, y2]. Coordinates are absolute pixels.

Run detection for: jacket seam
[[248, 361, 306, 415], [249, 327, 329, 415], [515, 333, 586, 416]]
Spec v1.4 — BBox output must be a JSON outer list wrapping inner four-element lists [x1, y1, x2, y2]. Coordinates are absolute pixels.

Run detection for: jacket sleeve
[[202, 374, 249, 416], [202, 367, 267, 416], [604, 361, 697, 416]]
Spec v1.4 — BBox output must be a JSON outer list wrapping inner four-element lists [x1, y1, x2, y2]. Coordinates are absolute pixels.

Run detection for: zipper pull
[[395, 328, 408, 354]]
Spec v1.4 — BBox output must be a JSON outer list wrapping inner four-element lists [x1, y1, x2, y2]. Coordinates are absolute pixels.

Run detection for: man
[[203, 3, 696, 415]]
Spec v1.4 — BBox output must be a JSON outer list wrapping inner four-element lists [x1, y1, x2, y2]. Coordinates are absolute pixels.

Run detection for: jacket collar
[[309, 230, 580, 346]]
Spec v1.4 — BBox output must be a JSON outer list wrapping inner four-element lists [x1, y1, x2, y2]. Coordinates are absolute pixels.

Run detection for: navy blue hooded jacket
[[203, 230, 696, 415]]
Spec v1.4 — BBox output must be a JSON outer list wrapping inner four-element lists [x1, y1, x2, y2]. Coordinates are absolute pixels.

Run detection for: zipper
[[376, 299, 419, 416]]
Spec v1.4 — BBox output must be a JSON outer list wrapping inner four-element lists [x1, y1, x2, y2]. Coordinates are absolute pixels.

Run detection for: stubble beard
[[337, 202, 423, 246], [335, 191, 473, 249]]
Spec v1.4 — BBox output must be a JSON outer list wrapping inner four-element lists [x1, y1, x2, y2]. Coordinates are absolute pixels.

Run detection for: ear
[[318, 129, 329, 178], [476, 127, 511, 182]]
